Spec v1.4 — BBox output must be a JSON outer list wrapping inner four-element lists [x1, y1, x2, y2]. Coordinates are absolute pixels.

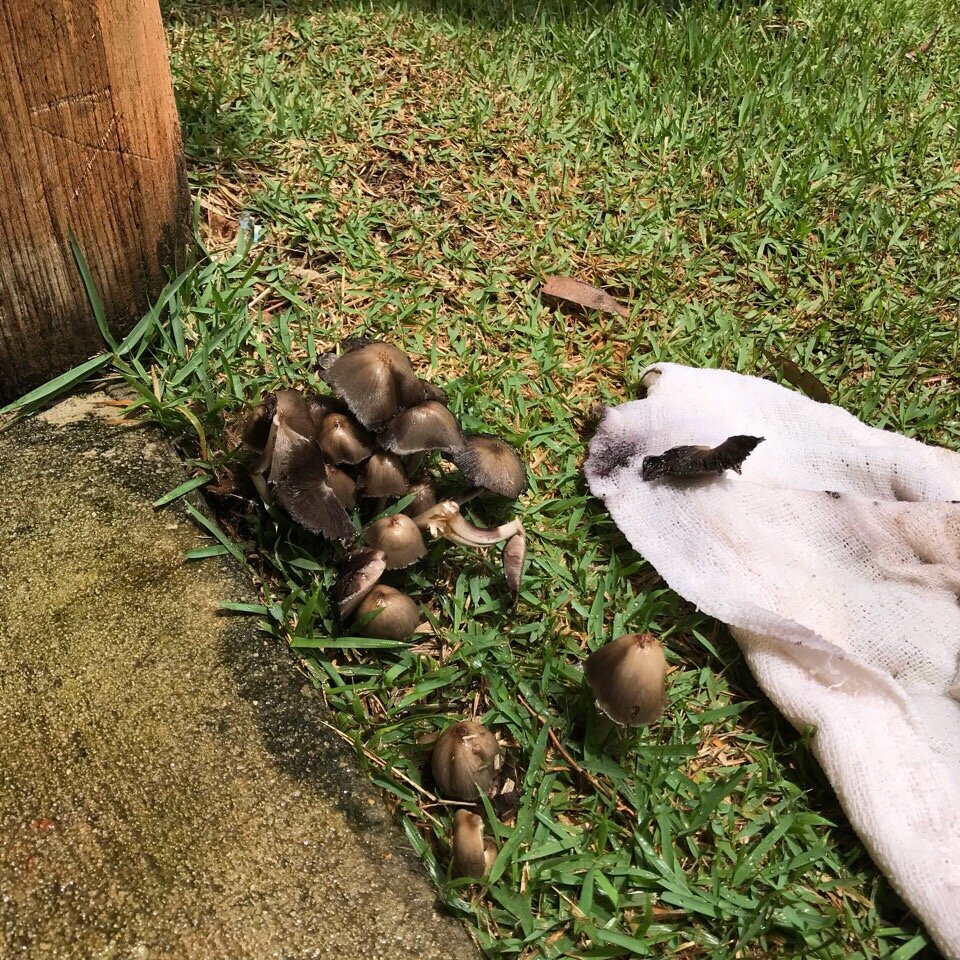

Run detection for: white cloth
[[584, 363, 960, 957]]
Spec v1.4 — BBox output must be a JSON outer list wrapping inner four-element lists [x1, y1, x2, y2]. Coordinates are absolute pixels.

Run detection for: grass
[[12, 0, 960, 955]]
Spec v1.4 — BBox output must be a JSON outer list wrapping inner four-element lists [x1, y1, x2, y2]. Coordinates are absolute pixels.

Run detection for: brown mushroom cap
[[262, 390, 317, 486], [351, 584, 420, 641], [319, 413, 375, 465], [430, 720, 502, 801], [403, 476, 438, 517], [336, 548, 387, 618], [242, 393, 277, 452], [379, 401, 464, 455], [270, 390, 317, 454], [449, 434, 527, 499], [363, 513, 427, 569], [584, 633, 667, 726], [359, 452, 410, 498], [320, 341, 426, 431], [325, 463, 357, 510]]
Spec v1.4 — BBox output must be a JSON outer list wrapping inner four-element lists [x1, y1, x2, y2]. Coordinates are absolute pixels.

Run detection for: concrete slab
[[0, 392, 477, 960]]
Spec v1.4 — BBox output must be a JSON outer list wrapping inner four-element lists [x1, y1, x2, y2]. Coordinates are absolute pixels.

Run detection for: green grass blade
[[152, 475, 210, 508], [0, 354, 108, 417], [69, 229, 117, 352]]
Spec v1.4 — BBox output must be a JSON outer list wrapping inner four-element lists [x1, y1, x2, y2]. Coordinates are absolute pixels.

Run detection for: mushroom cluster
[[427, 634, 668, 882], [242, 338, 528, 642], [241, 340, 673, 887]]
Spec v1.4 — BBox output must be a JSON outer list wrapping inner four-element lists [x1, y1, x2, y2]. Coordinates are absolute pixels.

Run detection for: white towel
[[584, 363, 960, 957]]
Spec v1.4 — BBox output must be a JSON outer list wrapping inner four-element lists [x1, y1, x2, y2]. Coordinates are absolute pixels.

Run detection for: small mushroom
[[502, 528, 527, 598], [320, 341, 426, 430], [325, 463, 357, 510], [359, 452, 409, 498], [318, 413, 375, 465], [337, 548, 387, 618], [431, 720, 502, 800], [351, 584, 420, 641], [363, 513, 427, 569], [379, 401, 464, 455], [242, 393, 277, 452], [451, 810, 497, 880], [403, 476, 438, 517], [450, 434, 527, 499], [414, 501, 522, 547], [584, 633, 667, 727], [263, 390, 354, 541]]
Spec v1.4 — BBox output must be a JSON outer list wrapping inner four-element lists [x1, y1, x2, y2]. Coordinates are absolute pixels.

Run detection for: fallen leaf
[[289, 266, 325, 284], [541, 275, 630, 318], [204, 208, 236, 246], [906, 29, 939, 60], [765, 350, 831, 403]]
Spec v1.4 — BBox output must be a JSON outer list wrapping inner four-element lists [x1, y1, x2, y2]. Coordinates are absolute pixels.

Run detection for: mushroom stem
[[250, 420, 278, 479], [249, 420, 279, 506], [451, 810, 496, 880], [250, 471, 274, 507], [413, 501, 522, 547], [502, 527, 527, 598]]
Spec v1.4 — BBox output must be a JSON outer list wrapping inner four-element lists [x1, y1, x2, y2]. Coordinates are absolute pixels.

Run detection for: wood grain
[[0, 0, 189, 402]]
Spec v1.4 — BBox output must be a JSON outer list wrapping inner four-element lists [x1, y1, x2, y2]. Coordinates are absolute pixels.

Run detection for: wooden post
[[0, 0, 190, 403]]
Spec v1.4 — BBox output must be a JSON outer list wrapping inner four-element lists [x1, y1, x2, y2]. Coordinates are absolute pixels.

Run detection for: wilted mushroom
[[584, 633, 667, 727], [379, 401, 464, 455], [502, 528, 527, 598], [359, 452, 409, 499], [257, 390, 354, 541], [337, 548, 387, 618], [431, 720, 502, 800], [318, 413, 375, 465], [363, 513, 427, 569], [450, 434, 527, 499], [351, 584, 420, 641], [414, 500, 522, 548], [325, 463, 357, 510], [320, 341, 426, 431], [451, 809, 497, 880]]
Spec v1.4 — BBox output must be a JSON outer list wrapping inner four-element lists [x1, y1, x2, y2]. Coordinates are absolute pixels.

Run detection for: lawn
[[63, 0, 960, 955]]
